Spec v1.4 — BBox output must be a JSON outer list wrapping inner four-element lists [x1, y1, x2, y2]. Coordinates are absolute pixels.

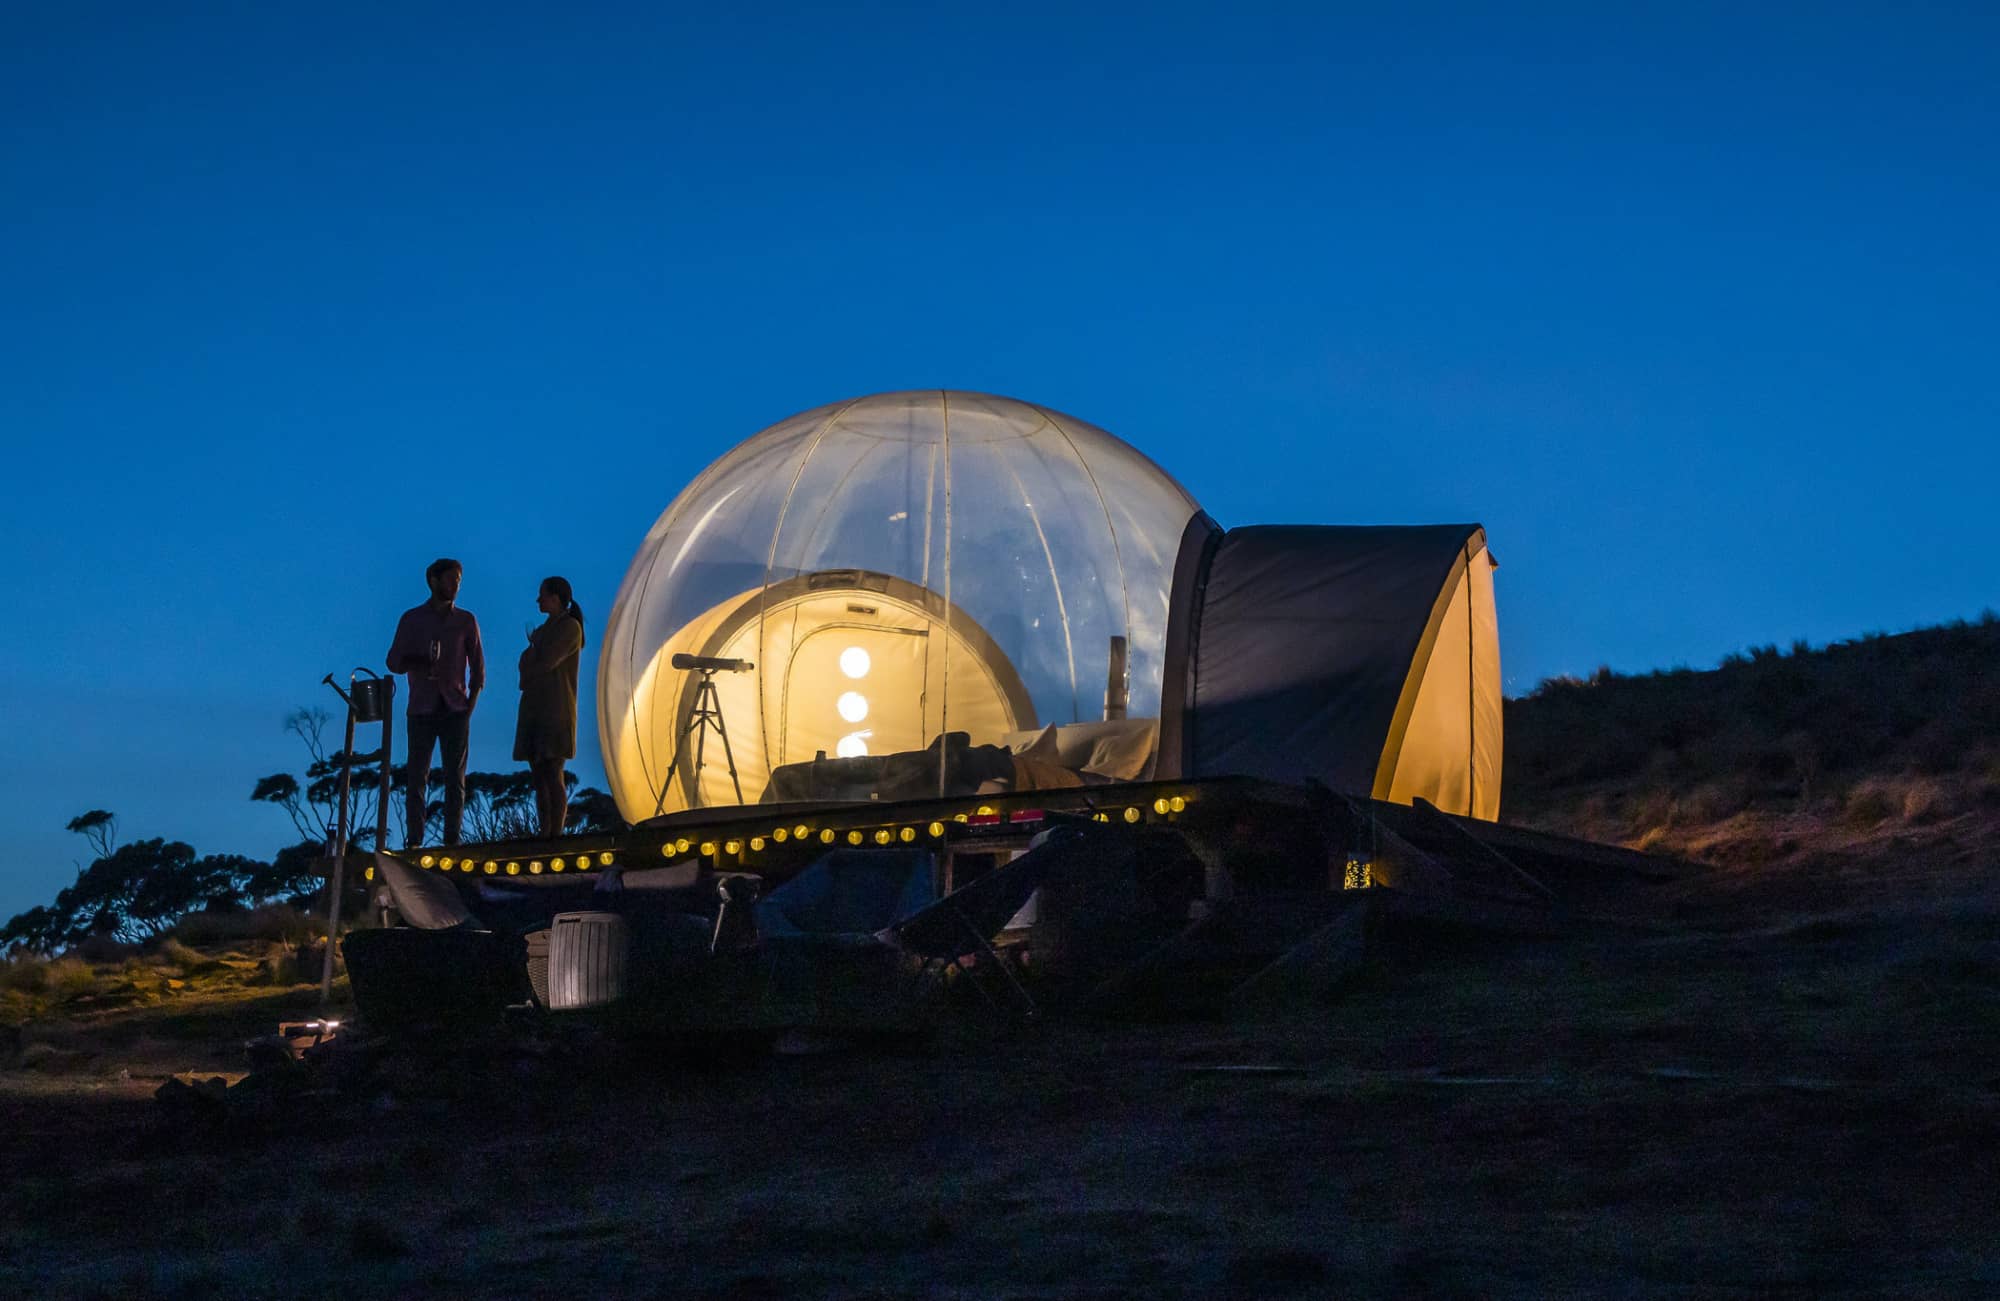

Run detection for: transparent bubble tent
[[599, 392, 1202, 820]]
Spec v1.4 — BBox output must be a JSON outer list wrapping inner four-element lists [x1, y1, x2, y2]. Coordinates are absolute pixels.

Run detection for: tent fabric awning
[[1163, 522, 1502, 820]]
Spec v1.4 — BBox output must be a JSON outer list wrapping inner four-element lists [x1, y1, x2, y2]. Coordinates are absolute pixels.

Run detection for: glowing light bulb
[[552, 857, 566, 871], [750, 837, 765, 851], [819, 829, 836, 844], [505, 862, 520, 876], [1123, 807, 1141, 824], [927, 821, 945, 838], [528, 861, 543, 874], [700, 841, 718, 857], [1170, 795, 1186, 813], [835, 732, 870, 758], [873, 829, 892, 845], [794, 824, 810, 840], [438, 857, 453, 870], [836, 691, 869, 723], [839, 646, 870, 679], [724, 840, 743, 855], [1153, 798, 1170, 815], [598, 852, 614, 867], [419, 855, 436, 868], [899, 826, 916, 843], [846, 830, 864, 845], [772, 827, 789, 843]]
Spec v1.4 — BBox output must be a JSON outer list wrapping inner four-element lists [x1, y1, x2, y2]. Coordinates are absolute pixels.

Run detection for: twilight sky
[[2, 3, 1996, 918]]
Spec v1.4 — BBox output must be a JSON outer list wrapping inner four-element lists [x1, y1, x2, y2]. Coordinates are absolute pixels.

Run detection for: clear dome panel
[[599, 391, 1199, 819]]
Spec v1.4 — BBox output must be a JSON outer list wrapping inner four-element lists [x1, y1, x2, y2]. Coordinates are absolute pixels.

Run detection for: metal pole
[[320, 676, 358, 1005]]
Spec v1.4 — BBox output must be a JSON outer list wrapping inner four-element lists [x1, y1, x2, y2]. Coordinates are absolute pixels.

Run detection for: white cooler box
[[547, 911, 630, 1010]]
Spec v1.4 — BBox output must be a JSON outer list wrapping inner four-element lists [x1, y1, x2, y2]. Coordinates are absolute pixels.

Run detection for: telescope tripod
[[656, 668, 744, 814]]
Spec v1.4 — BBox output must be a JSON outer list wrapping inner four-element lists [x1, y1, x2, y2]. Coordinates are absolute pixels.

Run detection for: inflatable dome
[[599, 391, 1201, 820]]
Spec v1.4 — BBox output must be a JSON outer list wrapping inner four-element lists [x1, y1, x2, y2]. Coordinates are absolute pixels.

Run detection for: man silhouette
[[387, 558, 484, 846]]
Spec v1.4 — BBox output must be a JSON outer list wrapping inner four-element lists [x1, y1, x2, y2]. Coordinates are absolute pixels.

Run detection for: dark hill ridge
[[1503, 615, 2000, 904]]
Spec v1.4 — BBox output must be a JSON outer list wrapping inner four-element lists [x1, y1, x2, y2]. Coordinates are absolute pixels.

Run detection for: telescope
[[672, 654, 755, 673]]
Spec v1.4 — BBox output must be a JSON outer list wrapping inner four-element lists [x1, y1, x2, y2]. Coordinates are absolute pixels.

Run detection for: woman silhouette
[[515, 576, 585, 836]]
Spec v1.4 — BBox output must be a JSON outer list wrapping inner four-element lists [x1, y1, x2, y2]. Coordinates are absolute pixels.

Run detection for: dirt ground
[[3, 849, 1997, 1299]]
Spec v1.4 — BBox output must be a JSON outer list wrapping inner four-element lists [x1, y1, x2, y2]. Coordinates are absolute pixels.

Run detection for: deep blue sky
[[3, 3, 1996, 917]]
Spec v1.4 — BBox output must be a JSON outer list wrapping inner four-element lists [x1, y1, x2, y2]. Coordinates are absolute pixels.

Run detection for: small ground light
[[1123, 807, 1141, 823]]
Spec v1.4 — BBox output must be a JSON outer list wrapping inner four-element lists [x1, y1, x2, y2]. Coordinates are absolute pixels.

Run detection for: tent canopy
[[1158, 516, 1502, 820]]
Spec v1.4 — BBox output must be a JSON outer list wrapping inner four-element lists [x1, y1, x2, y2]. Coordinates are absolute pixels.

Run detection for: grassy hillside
[[1504, 614, 2000, 882]]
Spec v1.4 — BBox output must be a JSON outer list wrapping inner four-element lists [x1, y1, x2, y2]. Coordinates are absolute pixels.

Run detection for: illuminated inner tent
[[599, 391, 1201, 820]]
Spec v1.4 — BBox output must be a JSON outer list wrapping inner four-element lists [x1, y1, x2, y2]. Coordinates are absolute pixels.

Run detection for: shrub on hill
[[1505, 615, 2000, 843]]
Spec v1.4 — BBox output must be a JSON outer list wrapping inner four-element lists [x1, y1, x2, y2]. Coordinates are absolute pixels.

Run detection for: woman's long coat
[[514, 614, 583, 762]]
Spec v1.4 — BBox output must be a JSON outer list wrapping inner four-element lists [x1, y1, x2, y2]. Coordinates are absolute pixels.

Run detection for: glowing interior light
[[484, 861, 499, 875], [836, 691, 869, 723], [598, 852, 614, 866], [899, 826, 916, 843], [1153, 798, 1170, 815], [750, 837, 766, 851], [839, 646, 871, 679], [819, 829, 836, 844], [700, 841, 718, 857], [552, 857, 566, 871], [928, 821, 945, 838], [1123, 807, 1142, 824], [1170, 795, 1187, 813], [977, 806, 995, 816], [873, 829, 892, 845], [419, 855, 435, 868], [835, 732, 870, 758], [847, 830, 865, 845], [725, 840, 743, 855], [460, 860, 474, 872], [505, 862, 521, 875], [794, 824, 810, 839], [439, 857, 454, 870], [772, 828, 789, 843], [676, 838, 692, 854], [528, 861, 543, 874]]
